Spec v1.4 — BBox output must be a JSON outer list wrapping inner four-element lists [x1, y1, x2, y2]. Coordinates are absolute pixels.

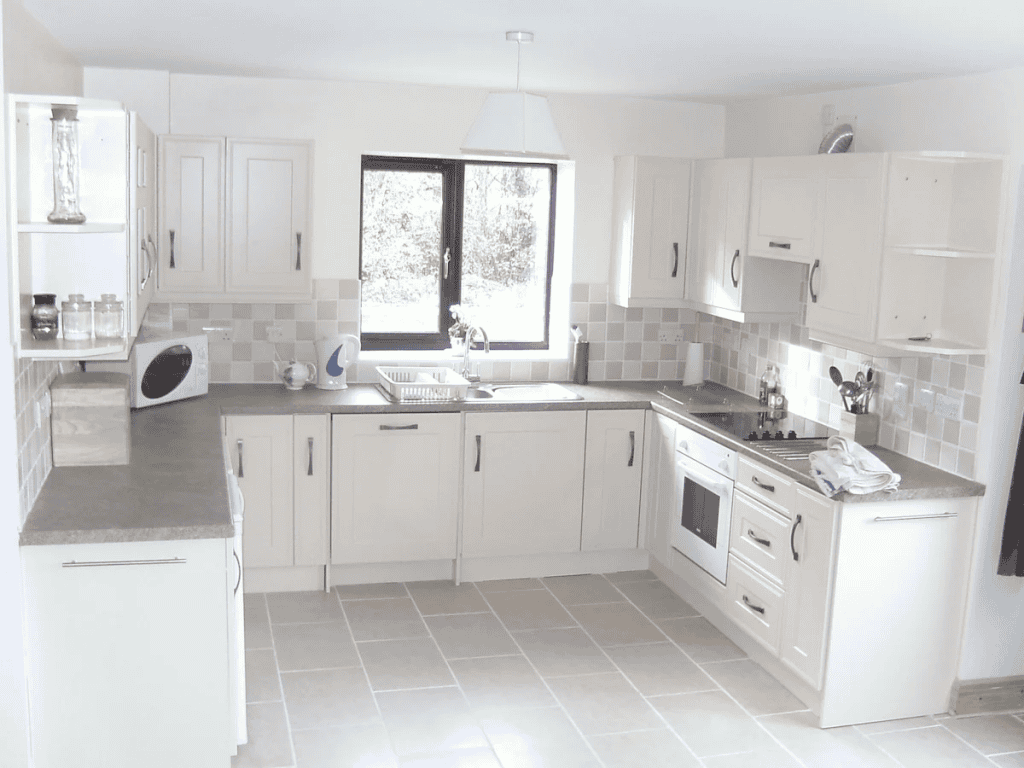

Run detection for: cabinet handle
[[237, 439, 244, 478], [307, 437, 314, 476], [233, 550, 242, 594], [751, 475, 775, 493], [730, 249, 740, 287], [747, 529, 771, 548], [768, 240, 791, 250], [872, 512, 958, 522], [169, 229, 176, 268], [671, 242, 679, 278], [809, 258, 820, 304], [628, 431, 635, 467], [295, 232, 302, 271], [443, 247, 451, 279], [742, 595, 766, 615], [379, 424, 419, 431], [62, 558, 186, 568], [790, 513, 802, 562], [474, 434, 482, 472]]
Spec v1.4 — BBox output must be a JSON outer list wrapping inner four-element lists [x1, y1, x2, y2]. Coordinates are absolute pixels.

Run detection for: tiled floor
[[233, 571, 1024, 767]]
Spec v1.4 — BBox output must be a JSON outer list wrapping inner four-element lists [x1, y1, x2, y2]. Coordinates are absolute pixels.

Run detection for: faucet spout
[[461, 326, 489, 380]]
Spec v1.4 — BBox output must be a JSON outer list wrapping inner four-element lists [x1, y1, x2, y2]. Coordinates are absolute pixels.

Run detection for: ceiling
[[20, 0, 1024, 102]]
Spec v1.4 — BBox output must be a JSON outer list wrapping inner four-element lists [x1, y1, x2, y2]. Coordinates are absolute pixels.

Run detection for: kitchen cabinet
[[8, 94, 155, 359], [610, 156, 692, 307], [225, 414, 329, 569], [157, 136, 312, 302], [581, 409, 645, 551], [747, 155, 821, 263], [462, 410, 587, 557], [331, 413, 461, 564], [22, 538, 233, 768], [686, 158, 804, 324], [644, 413, 678, 567]]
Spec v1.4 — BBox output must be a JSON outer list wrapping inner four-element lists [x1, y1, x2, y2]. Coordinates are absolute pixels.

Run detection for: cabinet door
[[463, 411, 586, 557], [129, 113, 156, 337], [331, 413, 461, 564], [582, 410, 645, 550], [610, 156, 691, 306], [22, 540, 231, 768], [226, 415, 294, 567], [157, 136, 225, 294], [805, 154, 886, 341], [644, 413, 677, 565], [294, 414, 330, 566], [748, 155, 820, 263], [779, 487, 837, 690], [226, 139, 311, 297]]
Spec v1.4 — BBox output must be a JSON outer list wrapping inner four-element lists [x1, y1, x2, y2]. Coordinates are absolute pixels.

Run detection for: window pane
[[360, 169, 442, 334], [460, 164, 551, 343]]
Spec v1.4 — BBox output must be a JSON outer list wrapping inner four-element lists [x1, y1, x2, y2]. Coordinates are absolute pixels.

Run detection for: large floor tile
[[648, 690, 774, 758], [855, 715, 939, 735], [425, 613, 518, 659], [871, 724, 997, 767], [280, 667, 379, 730], [586, 729, 702, 768], [614, 580, 701, 620], [992, 751, 1024, 767], [406, 581, 490, 615], [759, 710, 901, 768], [232, 701, 292, 768], [292, 722, 398, 768], [542, 574, 626, 605], [474, 578, 545, 592], [603, 642, 717, 696], [701, 658, 806, 716], [480, 707, 602, 768], [245, 648, 282, 703], [484, 589, 576, 631], [344, 597, 429, 641], [243, 593, 272, 649], [546, 671, 662, 735], [568, 602, 665, 646], [448, 655, 556, 712], [377, 687, 489, 757], [399, 747, 503, 767], [265, 590, 343, 623], [335, 581, 409, 600], [656, 616, 746, 663], [603, 570, 659, 583], [358, 636, 455, 690], [942, 714, 1024, 755], [272, 621, 359, 671], [701, 746, 804, 768], [512, 627, 617, 677]]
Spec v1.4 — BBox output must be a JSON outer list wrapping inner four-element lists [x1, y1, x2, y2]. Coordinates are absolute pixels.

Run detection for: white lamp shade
[[462, 92, 568, 159]]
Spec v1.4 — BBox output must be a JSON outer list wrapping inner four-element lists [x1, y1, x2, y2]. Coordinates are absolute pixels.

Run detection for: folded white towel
[[808, 436, 901, 498]]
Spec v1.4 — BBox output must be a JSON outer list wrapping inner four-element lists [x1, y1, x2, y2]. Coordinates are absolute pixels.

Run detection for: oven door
[[671, 451, 734, 585]]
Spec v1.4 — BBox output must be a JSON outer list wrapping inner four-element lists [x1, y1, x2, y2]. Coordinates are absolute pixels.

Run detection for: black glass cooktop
[[693, 411, 834, 442]]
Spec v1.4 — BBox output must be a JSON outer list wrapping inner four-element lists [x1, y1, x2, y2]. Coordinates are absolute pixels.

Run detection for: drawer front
[[730, 492, 790, 585], [737, 456, 795, 515], [726, 555, 784, 654]]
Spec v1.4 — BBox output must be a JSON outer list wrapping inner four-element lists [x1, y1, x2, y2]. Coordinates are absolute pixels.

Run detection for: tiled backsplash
[[16, 359, 59, 523]]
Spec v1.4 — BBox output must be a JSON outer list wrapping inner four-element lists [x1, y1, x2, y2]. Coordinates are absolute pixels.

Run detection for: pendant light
[[462, 31, 568, 159]]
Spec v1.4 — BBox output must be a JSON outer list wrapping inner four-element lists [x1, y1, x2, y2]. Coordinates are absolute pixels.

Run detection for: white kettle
[[315, 334, 360, 390]]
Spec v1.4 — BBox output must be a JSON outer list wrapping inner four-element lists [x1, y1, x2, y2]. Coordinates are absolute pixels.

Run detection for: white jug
[[315, 334, 360, 390]]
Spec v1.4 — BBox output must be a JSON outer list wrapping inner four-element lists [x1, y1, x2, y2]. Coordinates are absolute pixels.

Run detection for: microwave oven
[[88, 333, 209, 408]]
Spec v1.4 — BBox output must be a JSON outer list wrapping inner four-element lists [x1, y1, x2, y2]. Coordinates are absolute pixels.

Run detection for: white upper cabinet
[[610, 156, 692, 307], [747, 155, 821, 263]]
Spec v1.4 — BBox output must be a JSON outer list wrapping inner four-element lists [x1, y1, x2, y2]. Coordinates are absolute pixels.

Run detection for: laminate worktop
[[19, 380, 983, 546]]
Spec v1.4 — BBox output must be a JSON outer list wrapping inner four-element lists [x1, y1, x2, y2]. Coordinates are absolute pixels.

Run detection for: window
[[359, 155, 556, 351]]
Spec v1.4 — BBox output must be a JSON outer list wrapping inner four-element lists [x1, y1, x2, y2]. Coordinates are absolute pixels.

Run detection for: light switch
[[893, 382, 909, 419]]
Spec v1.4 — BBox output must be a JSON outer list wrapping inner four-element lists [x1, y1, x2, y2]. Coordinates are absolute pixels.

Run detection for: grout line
[[259, 593, 299, 768]]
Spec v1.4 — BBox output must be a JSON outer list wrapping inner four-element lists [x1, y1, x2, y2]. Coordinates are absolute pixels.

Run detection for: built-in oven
[[670, 422, 738, 585]]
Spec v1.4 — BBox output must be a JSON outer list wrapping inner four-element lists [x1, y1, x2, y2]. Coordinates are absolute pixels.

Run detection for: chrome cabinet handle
[[237, 439, 244, 478], [307, 437, 314, 476], [474, 435, 482, 472], [872, 512, 958, 522], [628, 431, 635, 467], [790, 513, 802, 562], [751, 476, 775, 493], [747, 529, 771, 548], [443, 247, 451, 279], [379, 424, 419, 431], [63, 558, 186, 568], [671, 242, 679, 278], [233, 550, 242, 594], [768, 240, 791, 250], [730, 249, 740, 287], [742, 595, 766, 615], [295, 233, 302, 270], [809, 258, 821, 304], [169, 229, 176, 268]]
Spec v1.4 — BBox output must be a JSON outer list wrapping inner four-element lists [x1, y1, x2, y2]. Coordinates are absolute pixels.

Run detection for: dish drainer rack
[[376, 366, 470, 402]]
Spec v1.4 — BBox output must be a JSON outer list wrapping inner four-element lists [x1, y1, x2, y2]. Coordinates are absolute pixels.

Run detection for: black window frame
[[359, 155, 557, 352]]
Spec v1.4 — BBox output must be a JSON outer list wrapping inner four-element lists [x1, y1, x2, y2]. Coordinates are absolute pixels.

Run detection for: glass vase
[[47, 105, 86, 225]]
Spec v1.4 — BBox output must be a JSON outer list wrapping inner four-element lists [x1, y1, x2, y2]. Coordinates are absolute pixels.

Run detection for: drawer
[[726, 554, 784, 655], [730, 492, 790, 585], [737, 456, 795, 514]]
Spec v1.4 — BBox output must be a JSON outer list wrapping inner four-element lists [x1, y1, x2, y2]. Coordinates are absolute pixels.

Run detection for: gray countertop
[[20, 380, 983, 546]]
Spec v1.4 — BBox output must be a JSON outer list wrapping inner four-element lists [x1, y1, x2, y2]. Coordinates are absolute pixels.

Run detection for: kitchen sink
[[464, 383, 583, 401]]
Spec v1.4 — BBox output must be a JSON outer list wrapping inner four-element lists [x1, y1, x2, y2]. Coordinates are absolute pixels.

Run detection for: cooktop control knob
[[761, 431, 771, 441], [788, 430, 798, 439], [747, 432, 759, 441], [775, 431, 784, 440]]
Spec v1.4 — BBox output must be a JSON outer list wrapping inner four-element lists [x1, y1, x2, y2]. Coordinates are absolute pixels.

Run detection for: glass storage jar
[[47, 105, 86, 225], [30, 294, 59, 340], [61, 294, 92, 340], [94, 294, 124, 340]]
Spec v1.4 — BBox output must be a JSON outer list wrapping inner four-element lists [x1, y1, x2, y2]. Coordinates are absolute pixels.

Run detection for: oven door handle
[[675, 454, 734, 500]]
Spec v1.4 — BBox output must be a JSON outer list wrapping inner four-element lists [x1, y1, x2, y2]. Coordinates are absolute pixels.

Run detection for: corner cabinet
[[157, 136, 313, 302], [7, 95, 155, 359], [610, 156, 691, 307]]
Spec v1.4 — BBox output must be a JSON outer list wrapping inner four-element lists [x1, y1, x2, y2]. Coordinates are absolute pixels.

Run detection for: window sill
[[359, 348, 569, 364]]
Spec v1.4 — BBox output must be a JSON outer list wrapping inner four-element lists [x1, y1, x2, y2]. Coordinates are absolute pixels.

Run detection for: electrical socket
[[919, 388, 935, 413], [893, 382, 909, 419], [266, 324, 284, 342], [934, 393, 962, 420], [657, 325, 686, 343], [204, 325, 232, 342]]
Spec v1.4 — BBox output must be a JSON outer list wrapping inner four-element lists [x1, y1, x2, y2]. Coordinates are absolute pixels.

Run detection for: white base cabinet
[[22, 539, 233, 768], [582, 409, 645, 550]]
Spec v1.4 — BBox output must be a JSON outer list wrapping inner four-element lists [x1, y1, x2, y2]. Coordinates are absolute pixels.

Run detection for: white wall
[[2, 0, 80, 95], [726, 68, 1024, 682]]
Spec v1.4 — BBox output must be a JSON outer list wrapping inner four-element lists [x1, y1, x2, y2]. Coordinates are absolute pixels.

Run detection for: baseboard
[[951, 676, 1024, 715], [460, 549, 650, 582]]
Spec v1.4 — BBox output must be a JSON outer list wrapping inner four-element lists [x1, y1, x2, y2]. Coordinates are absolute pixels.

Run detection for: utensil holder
[[572, 341, 589, 385], [839, 412, 879, 446]]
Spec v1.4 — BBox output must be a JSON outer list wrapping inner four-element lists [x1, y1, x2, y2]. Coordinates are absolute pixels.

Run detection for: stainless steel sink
[[464, 383, 582, 401]]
